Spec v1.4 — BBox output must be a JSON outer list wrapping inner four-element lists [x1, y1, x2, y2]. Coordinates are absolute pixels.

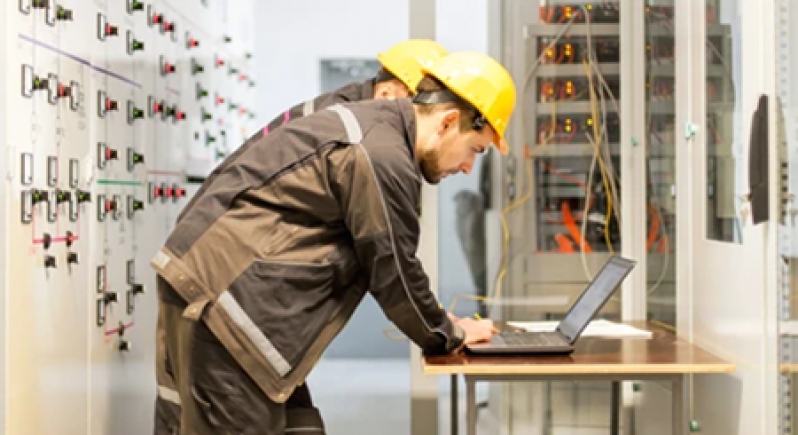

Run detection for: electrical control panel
[[0, 1, 255, 434]]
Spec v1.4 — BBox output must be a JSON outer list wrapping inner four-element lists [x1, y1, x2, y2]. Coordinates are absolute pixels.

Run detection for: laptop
[[466, 256, 636, 355]]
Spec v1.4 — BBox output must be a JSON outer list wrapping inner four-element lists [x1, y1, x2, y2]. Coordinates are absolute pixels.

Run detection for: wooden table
[[423, 323, 734, 435]]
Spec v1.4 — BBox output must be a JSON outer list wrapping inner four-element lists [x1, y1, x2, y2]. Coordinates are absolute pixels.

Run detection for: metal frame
[[448, 373, 687, 435]]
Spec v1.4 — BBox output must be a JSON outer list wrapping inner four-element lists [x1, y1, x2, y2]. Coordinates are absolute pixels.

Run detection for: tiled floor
[[307, 358, 495, 435]]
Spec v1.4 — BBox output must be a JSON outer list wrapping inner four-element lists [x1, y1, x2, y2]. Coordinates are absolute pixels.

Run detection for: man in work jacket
[[150, 51, 516, 434], [153, 39, 447, 434]]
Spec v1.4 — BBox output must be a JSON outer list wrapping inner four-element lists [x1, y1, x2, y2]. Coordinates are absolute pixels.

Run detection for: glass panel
[[644, 1, 677, 326], [705, 0, 743, 243], [519, 1, 624, 327]]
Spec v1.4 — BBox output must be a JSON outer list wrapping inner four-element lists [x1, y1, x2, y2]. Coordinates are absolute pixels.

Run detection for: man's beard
[[418, 146, 444, 184]]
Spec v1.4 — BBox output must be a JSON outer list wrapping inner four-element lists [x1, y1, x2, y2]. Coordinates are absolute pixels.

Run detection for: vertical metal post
[[467, 377, 477, 435], [408, 1, 439, 433], [451, 374, 459, 435]]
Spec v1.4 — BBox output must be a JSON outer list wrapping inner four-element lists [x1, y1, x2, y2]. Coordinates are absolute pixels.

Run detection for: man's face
[[418, 109, 494, 184]]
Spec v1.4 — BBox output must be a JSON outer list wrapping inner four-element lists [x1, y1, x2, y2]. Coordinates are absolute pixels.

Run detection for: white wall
[[252, 0, 410, 359], [254, 0, 409, 123]]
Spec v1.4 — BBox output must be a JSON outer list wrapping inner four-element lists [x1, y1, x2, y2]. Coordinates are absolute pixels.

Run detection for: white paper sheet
[[506, 319, 653, 339]]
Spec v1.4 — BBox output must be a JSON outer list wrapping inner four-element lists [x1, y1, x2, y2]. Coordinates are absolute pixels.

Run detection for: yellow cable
[[584, 59, 614, 254]]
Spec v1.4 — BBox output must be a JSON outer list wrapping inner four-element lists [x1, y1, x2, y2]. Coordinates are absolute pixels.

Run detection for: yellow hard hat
[[377, 39, 449, 93], [421, 52, 517, 154]]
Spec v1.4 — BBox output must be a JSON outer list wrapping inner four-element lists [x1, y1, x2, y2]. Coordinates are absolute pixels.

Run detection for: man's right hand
[[456, 317, 498, 345]]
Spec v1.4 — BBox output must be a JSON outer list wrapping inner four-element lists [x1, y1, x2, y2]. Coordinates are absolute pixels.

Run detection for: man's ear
[[440, 109, 461, 132]]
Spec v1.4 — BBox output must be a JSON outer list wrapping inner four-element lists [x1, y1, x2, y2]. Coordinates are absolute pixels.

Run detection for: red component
[[216, 96, 224, 105], [176, 188, 186, 198], [189, 39, 199, 47], [152, 13, 163, 24], [166, 188, 173, 198], [106, 99, 117, 110], [164, 63, 176, 74], [239, 108, 247, 115], [175, 111, 185, 120], [153, 187, 163, 198], [239, 74, 247, 81], [153, 102, 163, 112], [216, 58, 225, 67], [164, 22, 174, 32]]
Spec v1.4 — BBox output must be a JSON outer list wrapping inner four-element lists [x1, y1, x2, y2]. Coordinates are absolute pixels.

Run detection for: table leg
[[611, 381, 621, 435], [672, 376, 686, 435], [451, 374, 458, 435], [467, 377, 477, 435]]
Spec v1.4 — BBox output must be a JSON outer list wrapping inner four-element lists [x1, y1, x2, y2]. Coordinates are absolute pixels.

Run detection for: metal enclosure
[[486, 1, 777, 434]]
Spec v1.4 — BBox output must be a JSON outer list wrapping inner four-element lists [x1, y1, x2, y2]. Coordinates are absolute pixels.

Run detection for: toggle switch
[[127, 0, 144, 14], [196, 83, 209, 100], [31, 189, 49, 205], [167, 105, 186, 122], [56, 5, 72, 21], [224, 35, 232, 43], [228, 66, 239, 76], [160, 56, 177, 76], [201, 108, 213, 123], [103, 291, 118, 304], [67, 252, 79, 265], [127, 283, 144, 314], [97, 142, 118, 169], [162, 21, 175, 33], [191, 58, 205, 75], [66, 230, 75, 247], [97, 14, 118, 41], [149, 96, 165, 118], [44, 255, 57, 269], [32, 0, 49, 9], [215, 55, 225, 68], [172, 184, 186, 202], [98, 91, 118, 118], [196, 131, 217, 146], [76, 189, 91, 203], [127, 196, 144, 219], [119, 339, 131, 352], [186, 32, 199, 49], [127, 31, 145, 54], [127, 148, 145, 172], [43, 232, 52, 249], [228, 102, 239, 111], [215, 94, 225, 106], [128, 100, 145, 124], [55, 189, 71, 204]]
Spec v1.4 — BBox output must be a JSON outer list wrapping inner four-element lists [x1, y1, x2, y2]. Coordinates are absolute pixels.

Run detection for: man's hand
[[457, 317, 498, 345], [447, 312, 460, 323]]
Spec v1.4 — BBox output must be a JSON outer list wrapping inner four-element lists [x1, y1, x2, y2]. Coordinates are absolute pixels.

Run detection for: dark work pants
[[154, 276, 325, 435]]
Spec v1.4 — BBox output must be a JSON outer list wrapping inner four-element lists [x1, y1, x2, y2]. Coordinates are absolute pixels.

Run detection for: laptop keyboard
[[498, 331, 568, 347]]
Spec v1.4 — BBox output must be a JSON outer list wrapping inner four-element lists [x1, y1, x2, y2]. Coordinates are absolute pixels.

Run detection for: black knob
[[56, 6, 73, 20], [32, 189, 49, 205], [44, 255, 56, 268], [103, 292, 118, 304], [132, 199, 144, 211], [66, 231, 76, 247], [191, 58, 205, 75], [67, 252, 79, 265], [77, 190, 91, 203], [32, 0, 49, 9], [196, 84, 209, 100], [129, 1, 144, 12], [43, 233, 52, 249], [130, 283, 144, 294], [56, 189, 71, 204], [119, 339, 131, 352]]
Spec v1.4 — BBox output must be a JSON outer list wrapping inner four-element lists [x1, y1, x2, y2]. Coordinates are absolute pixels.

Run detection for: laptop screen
[[557, 256, 636, 344]]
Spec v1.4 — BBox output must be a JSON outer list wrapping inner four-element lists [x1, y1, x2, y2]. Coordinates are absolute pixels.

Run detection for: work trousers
[[153, 276, 325, 435]]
